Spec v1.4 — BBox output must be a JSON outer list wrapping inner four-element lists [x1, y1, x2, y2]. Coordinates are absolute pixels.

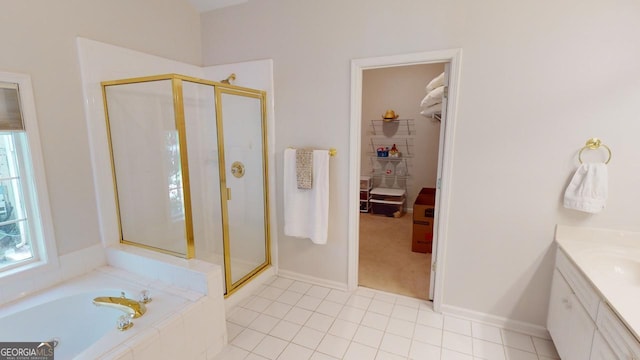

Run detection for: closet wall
[[361, 63, 445, 208]]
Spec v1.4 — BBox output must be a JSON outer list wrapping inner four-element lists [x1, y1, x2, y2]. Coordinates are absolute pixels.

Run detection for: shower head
[[221, 73, 236, 84]]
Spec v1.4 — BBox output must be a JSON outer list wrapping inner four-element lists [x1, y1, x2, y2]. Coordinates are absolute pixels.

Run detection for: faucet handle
[[139, 290, 152, 304], [117, 314, 134, 331]]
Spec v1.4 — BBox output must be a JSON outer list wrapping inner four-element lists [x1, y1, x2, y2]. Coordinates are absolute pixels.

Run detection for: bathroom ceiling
[[188, 0, 248, 12]]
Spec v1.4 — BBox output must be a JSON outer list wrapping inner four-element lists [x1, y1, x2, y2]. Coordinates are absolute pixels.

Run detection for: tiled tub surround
[[552, 225, 640, 358], [216, 276, 560, 360], [0, 245, 227, 359]]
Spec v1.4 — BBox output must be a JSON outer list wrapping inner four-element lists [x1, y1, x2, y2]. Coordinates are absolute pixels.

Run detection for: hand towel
[[420, 103, 442, 118], [296, 149, 313, 189], [284, 148, 330, 244], [563, 163, 608, 213]]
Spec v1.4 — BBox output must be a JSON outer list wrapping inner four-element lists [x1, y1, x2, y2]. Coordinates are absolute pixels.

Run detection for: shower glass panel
[[217, 88, 270, 292], [104, 79, 191, 257]]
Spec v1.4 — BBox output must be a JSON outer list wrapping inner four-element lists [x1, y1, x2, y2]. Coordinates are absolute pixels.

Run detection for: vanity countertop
[[555, 225, 640, 341]]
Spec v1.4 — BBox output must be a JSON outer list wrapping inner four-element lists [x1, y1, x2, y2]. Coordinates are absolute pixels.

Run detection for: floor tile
[[310, 352, 339, 360], [269, 320, 302, 341], [245, 296, 273, 313], [391, 305, 418, 322], [346, 294, 372, 310], [472, 322, 503, 344], [227, 321, 244, 341], [248, 314, 280, 334], [373, 292, 397, 304], [231, 328, 266, 352], [532, 337, 560, 358], [501, 330, 535, 353], [413, 324, 442, 346], [337, 306, 366, 324], [277, 343, 313, 360], [277, 290, 304, 306], [296, 295, 322, 311], [343, 341, 377, 360], [417, 310, 443, 329], [316, 334, 350, 359], [253, 335, 288, 359], [441, 331, 472, 355], [504, 347, 538, 360], [307, 285, 331, 299], [472, 338, 506, 360], [443, 316, 472, 336], [441, 348, 473, 360], [380, 333, 411, 357], [292, 326, 325, 350], [271, 278, 295, 290], [315, 300, 344, 317], [246, 353, 269, 360], [212, 345, 249, 360], [328, 318, 359, 340], [361, 311, 390, 330], [283, 307, 313, 325], [355, 288, 376, 298], [229, 308, 260, 327], [386, 318, 415, 338], [263, 302, 293, 319], [409, 340, 440, 360], [353, 325, 384, 348], [260, 286, 285, 301], [305, 312, 334, 332], [395, 296, 423, 309], [325, 289, 351, 304], [288, 281, 313, 294], [368, 299, 395, 316]]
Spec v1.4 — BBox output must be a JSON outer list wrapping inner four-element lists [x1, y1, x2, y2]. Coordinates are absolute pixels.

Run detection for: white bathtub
[[0, 265, 226, 359]]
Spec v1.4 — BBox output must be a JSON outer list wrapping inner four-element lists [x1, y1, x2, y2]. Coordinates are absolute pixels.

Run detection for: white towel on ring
[[563, 163, 608, 213], [284, 148, 330, 244]]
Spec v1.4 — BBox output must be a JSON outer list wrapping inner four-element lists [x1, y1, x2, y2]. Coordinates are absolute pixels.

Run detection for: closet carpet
[[359, 212, 431, 300]]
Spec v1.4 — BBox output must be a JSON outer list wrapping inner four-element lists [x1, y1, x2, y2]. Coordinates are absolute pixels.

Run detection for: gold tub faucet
[[93, 292, 147, 318]]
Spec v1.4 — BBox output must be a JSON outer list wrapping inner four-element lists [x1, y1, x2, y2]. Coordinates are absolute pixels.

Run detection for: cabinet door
[[548, 269, 596, 360], [590, 331, 617, 360]]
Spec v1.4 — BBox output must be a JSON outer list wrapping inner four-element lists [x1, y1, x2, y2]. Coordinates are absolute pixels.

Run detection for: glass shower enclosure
[[102, 74, 270, 295]]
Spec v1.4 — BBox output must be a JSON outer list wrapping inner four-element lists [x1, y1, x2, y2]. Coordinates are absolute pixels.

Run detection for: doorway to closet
[[347, 49, 461, 309], [358, 63, 444, 300]]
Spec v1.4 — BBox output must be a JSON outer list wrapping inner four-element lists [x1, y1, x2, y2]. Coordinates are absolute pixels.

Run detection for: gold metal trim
[[578, 138, 612, 164], [171, 78, 195, 258]]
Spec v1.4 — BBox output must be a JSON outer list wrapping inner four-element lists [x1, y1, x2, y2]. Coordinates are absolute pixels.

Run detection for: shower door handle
[[226, 187, 232, 201]]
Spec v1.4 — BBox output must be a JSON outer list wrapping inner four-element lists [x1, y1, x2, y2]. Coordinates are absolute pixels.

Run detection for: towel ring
[[578, 138, 612, 164]]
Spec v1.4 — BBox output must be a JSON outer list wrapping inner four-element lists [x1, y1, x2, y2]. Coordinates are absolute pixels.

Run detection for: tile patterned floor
[[214, 276, 560, 360]]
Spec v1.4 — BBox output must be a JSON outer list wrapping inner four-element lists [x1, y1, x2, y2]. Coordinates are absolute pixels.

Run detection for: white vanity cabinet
[[549, 248, 640, 360], [548, 268, 596, 360]]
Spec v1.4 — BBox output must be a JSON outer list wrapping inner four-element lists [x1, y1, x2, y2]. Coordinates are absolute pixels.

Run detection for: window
[[0, 73, 56, 278]]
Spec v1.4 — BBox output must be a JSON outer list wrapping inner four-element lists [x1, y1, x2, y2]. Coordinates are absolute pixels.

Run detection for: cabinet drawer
[[596, 302, 640, 359], [556, 249, 600, 320]]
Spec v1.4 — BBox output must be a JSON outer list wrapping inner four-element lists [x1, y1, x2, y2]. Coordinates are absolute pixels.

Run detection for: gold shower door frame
[[102, 74, 271, 295], [215, 86, 271, 296]]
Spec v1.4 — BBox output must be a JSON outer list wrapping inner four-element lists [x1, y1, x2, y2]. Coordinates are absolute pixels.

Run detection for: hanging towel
[[296, 149, 313, 189], [426, 72, 445, 93], [284, 148, 330, 244], [563, 163, 608, 213], [420, 85, 444, 108]]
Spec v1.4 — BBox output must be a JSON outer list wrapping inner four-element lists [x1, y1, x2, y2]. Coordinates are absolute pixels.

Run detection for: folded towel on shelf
[[420, 85, 444, 108], [563, 163, 608, 213], [426, 72, 445, 93], [284, 148, 330, 244], [420, 103, 442, 118], [296, 149, 313, 189]]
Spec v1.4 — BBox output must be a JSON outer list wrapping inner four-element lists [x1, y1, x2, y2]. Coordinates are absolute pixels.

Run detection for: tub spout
[[93, 292, 147, 318]]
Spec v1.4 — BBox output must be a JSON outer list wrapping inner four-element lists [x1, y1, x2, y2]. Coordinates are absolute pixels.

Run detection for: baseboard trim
[[440, 304, 550, 339], [277, 269, 349, 291]]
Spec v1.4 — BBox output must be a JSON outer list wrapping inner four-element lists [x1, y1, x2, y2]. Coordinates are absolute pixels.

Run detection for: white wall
[[0, 1, 202, 255], [201, 0, 640, 327], [361, 64, 444, 205]]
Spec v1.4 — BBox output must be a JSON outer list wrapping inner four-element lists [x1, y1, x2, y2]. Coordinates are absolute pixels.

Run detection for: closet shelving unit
[[367, 119, 414, 191]]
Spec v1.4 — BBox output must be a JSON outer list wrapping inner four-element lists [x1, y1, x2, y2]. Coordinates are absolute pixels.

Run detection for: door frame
[[348, 49, 462, 311]]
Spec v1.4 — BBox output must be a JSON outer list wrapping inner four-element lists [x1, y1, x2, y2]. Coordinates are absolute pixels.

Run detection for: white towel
[[420, 85, 444, 108], [563, 163, 608, 213], [426, 72, 445, 93], [284, 148, 330, 244], [420, 103, 442, 118]]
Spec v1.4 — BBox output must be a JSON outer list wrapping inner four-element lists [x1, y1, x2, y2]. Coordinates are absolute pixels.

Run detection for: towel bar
[[578, 138, 612, 164], [288, 147, 337, 157]]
